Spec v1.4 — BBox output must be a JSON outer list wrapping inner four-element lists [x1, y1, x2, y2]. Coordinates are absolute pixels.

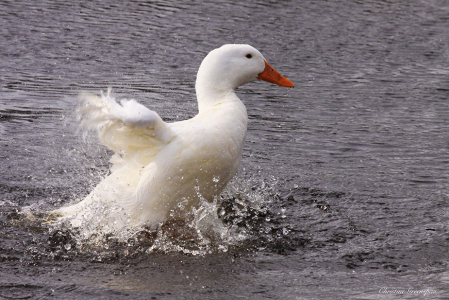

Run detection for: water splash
[[40, 174, 283, 257]]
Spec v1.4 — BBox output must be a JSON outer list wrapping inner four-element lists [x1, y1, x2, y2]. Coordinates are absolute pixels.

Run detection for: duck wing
[[53, 90, 176, 226], [78, 89, 174, 169]]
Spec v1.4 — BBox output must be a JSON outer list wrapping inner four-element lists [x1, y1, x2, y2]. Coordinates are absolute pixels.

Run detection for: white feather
[[53, 44, 291, 231]]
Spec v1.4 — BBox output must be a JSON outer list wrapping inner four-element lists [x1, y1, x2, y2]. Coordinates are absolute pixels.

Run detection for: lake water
[[1, 0, 449, 299]]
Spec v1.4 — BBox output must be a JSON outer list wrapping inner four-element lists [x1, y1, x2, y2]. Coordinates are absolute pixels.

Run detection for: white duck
[[54, 44, 294, 230]]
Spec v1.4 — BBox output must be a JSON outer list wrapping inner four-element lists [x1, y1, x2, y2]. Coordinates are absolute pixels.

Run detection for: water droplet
[[212, 176, 220, 183]]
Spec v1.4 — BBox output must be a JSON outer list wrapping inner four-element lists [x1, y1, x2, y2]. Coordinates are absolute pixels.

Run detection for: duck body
[[54, 44, 293, 229], [132, 96, 248, 225]]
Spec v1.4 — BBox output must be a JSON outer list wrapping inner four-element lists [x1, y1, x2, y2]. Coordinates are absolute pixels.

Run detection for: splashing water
[[14, 100, 286, 257], [36, 174, 282, 257]]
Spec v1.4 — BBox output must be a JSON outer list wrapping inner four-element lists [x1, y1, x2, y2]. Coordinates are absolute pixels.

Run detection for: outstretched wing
[[52, 89, 178, 227], [78, 89, 173, 168]]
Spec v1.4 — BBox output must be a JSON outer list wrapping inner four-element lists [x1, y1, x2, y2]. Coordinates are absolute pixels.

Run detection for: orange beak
[[257, 60, 294, 88]]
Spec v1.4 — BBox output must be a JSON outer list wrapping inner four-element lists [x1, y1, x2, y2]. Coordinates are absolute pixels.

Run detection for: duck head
[[195, 44, 294, 107]]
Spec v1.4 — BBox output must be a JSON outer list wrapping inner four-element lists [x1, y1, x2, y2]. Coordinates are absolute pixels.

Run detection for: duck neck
[[195, 82, 238, 113]]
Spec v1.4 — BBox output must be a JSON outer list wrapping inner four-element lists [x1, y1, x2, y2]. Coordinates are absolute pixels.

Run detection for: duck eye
[[246, 54, 252, 59]]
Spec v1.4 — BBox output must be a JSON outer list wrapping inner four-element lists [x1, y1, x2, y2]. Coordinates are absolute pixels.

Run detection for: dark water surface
[[1, 0, 449, 299]]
